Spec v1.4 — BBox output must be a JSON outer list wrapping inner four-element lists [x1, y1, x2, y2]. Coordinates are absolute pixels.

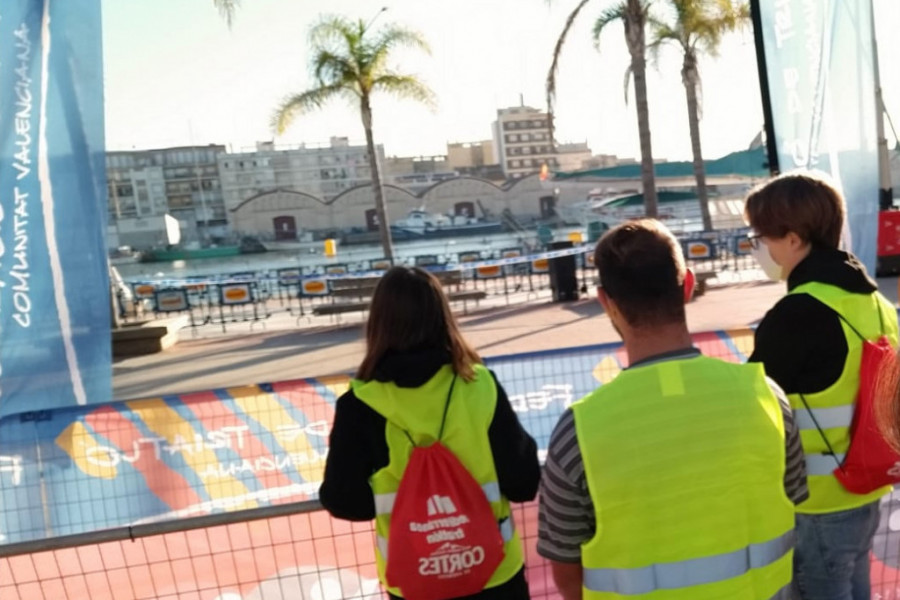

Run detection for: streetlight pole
[[363, 6, 388, 32]]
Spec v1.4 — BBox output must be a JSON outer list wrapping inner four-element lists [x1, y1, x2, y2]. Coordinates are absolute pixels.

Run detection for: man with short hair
[[537, 219, 808, 599]]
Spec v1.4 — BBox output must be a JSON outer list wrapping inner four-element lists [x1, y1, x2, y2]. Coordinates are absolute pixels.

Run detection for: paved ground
[[113, 275, 900, 401]]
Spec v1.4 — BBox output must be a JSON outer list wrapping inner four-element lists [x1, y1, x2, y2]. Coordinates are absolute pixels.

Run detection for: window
[[511, 160, 521, 168]]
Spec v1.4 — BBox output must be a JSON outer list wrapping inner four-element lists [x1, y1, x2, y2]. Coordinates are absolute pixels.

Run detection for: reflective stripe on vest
[[805, 453, 846, 476], [375, 516, 515, 561], [373, 481, 501, 515], [794, 404, 854, 431], [583, 530, 794, 595]]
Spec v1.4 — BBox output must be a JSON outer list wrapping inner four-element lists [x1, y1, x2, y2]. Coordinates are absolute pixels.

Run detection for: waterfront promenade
[[113, 275, 900, 400]]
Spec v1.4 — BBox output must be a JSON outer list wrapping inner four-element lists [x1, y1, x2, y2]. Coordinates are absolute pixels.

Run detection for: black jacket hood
[[787, 247, 877, 295], [372, 347, 449, 388]]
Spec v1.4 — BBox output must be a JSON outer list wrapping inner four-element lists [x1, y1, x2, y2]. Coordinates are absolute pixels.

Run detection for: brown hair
[[594, 219, 688, 328], [875, 351, 900, 453], [356, 266, 481, 382], [744, 172, 846, 247]]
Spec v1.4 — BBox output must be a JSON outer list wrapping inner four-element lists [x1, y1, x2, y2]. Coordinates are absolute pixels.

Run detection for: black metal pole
[[750, 0, 780, 176]]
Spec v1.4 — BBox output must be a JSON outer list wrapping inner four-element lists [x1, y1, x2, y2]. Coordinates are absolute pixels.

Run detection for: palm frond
[[309, 15, 359, 50], [623, 64, 634, 104], [373, 26, 432, 56], [592, 3, 628, 48], [367, 26, 431, 86], [646, 14, 682, 66], [213, 0, 239, 28], [372, 74, 437, 110], [545, 0, 592, 146], [313, 50, 360, 87], [271, 85, 354, 134]]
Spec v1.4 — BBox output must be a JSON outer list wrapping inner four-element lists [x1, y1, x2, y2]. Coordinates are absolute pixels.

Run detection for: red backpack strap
[[795, 293, 885, 474]]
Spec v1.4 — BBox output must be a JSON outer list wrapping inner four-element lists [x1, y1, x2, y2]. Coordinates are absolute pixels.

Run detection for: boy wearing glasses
[[745, 172, 898, 599]]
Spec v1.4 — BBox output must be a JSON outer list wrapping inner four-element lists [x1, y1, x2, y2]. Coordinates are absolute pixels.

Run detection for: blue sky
[[101, 0, 900, 162]]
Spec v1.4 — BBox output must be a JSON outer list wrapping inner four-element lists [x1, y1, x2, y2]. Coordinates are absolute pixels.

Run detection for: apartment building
[[492, 106, 558, 179]]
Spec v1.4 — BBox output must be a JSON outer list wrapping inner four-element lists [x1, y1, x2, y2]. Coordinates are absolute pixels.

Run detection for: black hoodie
[[749, 247, 880, 394], [319, 348, 541, 521]]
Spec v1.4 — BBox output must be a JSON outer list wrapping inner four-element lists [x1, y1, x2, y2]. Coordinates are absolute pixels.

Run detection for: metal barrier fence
[[3, 328, 900, 599], [120, 233, 760, 333]]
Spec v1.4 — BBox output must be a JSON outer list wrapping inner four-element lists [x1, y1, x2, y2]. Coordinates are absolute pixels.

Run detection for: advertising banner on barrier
[[3, 328, 900, 587], [754, 0, 879, 272], [0, 0, 110, 418], [0, 330, 752, 544]]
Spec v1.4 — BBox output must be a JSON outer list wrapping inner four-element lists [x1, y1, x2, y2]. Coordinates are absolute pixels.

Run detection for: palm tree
[[272, 15, 435, 262], [648, 0, 749, 231], [547, 0, 659, 218]]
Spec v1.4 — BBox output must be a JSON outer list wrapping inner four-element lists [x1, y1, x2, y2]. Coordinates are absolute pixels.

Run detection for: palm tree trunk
[[625, 0, 657, 218], [683, 55, 712, 231], [360, 95, 394, 263], [632, 63, 658, 218]]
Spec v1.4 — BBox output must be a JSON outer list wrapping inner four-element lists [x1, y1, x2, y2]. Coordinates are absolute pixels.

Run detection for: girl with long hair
[[320, 266, 540, 599]]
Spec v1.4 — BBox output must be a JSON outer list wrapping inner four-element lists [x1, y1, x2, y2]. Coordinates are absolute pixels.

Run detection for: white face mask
[[750, 243, 783, 281]]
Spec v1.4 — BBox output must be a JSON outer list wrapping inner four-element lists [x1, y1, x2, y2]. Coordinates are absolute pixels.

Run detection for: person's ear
[[683, 268, 696, 303], [597, 286, 611, 311], [787, 231, 808, 252]]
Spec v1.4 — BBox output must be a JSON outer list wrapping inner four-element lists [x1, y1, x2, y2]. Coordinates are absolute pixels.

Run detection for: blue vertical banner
[[0, 0, 110, 418], [754, 0, 879, 272]]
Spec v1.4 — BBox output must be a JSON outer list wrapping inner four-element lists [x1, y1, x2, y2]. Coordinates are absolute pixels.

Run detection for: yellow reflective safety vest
[[788, 282, 899, 514], [352, 364, 523, 597], [572, 356, 794, 599]]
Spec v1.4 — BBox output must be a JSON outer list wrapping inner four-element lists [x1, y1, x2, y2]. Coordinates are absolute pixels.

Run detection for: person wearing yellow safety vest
[[745, 172, 899, 600], [319, 266, 540, 599], [537, 219, 809, 600]]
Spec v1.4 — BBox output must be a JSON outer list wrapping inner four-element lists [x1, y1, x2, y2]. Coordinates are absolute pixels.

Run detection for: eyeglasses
[[747, 232, 763, 250]]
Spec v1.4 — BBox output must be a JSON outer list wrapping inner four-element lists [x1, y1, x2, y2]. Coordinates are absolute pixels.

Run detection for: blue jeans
[[793, 501, 881, 600]]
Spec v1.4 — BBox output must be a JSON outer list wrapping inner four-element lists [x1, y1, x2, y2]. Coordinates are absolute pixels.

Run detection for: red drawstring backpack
[[799, 303, 900, 494], [384, 376, 505, 600]]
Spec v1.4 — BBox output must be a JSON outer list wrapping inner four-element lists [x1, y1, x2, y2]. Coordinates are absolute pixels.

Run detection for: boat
[[390, 209, 503, 239], [141, 245, 243, 262], [560, 190, 747, 233], [109, 246, 143, 266], [140, 236, 268, 263]]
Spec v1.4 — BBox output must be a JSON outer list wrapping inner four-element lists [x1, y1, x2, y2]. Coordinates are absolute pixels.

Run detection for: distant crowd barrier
[[121, 229, 760, 332], [4, 327, 898, 599]]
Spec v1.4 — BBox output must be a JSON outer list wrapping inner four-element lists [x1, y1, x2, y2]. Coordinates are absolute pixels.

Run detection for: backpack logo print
[[426, 494, 457, 516]]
